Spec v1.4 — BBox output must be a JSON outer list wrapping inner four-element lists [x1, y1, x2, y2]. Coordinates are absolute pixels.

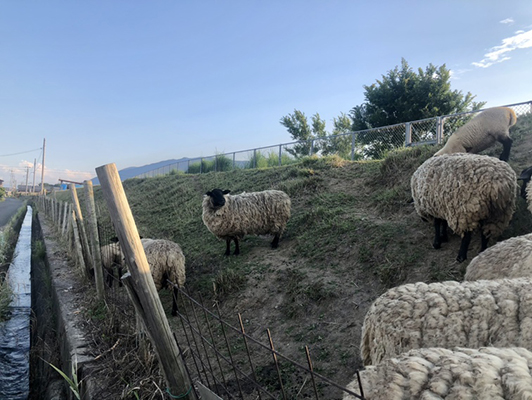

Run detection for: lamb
[[141, 238, 186, 316], [464, 233, 532, 281], [100, 239, 124, 288], [202, 189, 291, 255], [345, 346, 532, 400], [434, 106, 517, 161], [360, 277, 532, 366], [411, 153, 517, 262]]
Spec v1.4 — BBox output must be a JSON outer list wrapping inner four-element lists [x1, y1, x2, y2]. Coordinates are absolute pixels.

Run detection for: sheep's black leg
[[480, 231, 489, 252], [233, 238, 240, 255], [457, 231, 472, 263], [499, 136, 513, 162], [271, 233, 280, 249], [171, 286, 178, 316], [440, 220, 449, 243], [225, 239, 231, 256], [117, 266, 123, 287], [433, 218, 444, 249], [105, 268, 113, 288]]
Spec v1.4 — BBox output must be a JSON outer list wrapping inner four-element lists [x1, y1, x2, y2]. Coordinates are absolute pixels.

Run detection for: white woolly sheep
[[360, 277, 532, 366], [464, 233, 532, 281], [141, 238, 186, 316], [434, 106, 517, 161], [100, 240, 124, 288], [202, 189, 291, 256], [345, 346, 532, 400], [411, 153, 517, 262]]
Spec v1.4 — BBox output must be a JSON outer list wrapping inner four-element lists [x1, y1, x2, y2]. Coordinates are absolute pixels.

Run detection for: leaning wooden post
[[84, 181, 105, 300], [70, 183, 93, 277], [61, 201, 69, 237], [96, 163, 196, 400], [71, 209, 85, 273]]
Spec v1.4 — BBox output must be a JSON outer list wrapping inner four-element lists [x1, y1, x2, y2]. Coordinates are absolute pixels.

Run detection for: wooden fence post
[[96, 163, 196, 400], [70, 183, 93, 277], [71, 209, 85, 274], [84, 181, 105, 300], [62, 201, 69, 237]]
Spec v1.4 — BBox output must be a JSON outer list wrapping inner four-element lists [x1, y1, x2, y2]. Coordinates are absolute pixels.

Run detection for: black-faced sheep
[[141, 238, 186, 316], [345, 347, 532, 399], [411, 153, 517, 262], [100, 239, 124, 288], [464, 233, 532, 281], [360, 278, 532, 366], [434, 106, 517, 161], [202, 189, 291, 255]]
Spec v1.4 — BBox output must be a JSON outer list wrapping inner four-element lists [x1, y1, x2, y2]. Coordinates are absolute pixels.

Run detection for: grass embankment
[[0, 203, 28, 321]]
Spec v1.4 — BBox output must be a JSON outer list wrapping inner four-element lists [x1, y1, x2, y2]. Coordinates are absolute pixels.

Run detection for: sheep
[[202, 189, 291, 255], [100, 239, 124, 288], [345, 346, 532, 400], [360, 277, 532, 366], [434, 106, 517, 161], [140, 238, 186, 316], [519, 166, 532, 213], [464, 233, 532, 281], [411, 153, 517, 262]]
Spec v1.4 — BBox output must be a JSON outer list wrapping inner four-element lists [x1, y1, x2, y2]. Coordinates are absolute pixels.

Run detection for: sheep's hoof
[[433, 243, 441, 249], [456, 255, 466, 263]]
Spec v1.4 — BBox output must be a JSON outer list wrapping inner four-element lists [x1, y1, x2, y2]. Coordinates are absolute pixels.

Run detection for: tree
[[280, 110, 328, 158], [351, 58, 485, 158], [321, 113, 353, 159], [0, 187, 5, 202]]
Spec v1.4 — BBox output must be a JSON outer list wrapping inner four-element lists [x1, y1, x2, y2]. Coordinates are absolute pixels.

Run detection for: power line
[[0, 147, 42, 157]]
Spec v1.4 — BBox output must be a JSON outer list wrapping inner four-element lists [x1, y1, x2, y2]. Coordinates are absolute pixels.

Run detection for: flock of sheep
[[100, 105, 531, 399], [346, 106, 532, 399]]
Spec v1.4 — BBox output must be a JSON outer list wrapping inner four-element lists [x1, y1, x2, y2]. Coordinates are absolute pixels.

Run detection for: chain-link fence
[[133, 100, 532, 178]]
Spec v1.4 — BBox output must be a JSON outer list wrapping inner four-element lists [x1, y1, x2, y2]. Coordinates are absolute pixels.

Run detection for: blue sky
[[1, 1, 531, 187]]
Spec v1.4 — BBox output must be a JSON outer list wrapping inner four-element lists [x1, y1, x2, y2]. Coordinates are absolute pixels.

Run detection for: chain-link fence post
[[436, 117, 444, 144], [405, 122, 412, 147]]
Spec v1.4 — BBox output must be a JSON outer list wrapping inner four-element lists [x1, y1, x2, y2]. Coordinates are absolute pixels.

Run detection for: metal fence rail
[[134, 100, 532, 179], [173, 285, 365, 400]]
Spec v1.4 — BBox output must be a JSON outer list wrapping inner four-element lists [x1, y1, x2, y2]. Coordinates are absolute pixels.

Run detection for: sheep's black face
[[518, 167, 532, 200], [206, 189, 230, 209]]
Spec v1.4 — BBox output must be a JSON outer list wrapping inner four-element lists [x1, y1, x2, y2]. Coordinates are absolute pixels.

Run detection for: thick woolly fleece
[[100, 242, 123, 280], [202, 190, 291, 241], [141, 238, 186, 290], [465, 233, 532, 281], [360, 278, 532, 366], [434, 106, 517, 156], [411, 153, 517, 238], [345, 347, 532, 400]]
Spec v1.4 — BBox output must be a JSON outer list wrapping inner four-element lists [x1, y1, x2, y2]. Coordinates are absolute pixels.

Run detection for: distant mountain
[[91, 158, 191, 185]]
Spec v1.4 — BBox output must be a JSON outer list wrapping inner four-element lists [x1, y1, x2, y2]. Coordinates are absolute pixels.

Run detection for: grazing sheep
[[100, 240, 124, 288], [141, 238, 186, 316], [411, 153, 517, 262], [360, 278, 532, 366], [464, 233, 532, 281], [519, 166, 532, 213], [202, 189, 291, 255], [434, 106, 517, 161], [345, 346, 532, 400]]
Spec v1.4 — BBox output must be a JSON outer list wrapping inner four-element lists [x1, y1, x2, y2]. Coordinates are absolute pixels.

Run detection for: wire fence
[[134, 100, 532, 178]]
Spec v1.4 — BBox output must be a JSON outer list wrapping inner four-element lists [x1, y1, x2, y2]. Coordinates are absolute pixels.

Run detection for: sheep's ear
[[110, 236, 119, 243], [518, 167, 532, 180], [205, 191, 212, 196], [223, 190, 231, 195]]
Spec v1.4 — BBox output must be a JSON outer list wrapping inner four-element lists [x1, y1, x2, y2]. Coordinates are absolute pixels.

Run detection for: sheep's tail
[[509, 108, 518, 127], [360, 317, 375, 366]]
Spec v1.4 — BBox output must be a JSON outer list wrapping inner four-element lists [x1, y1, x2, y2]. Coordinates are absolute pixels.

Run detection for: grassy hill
[[53, 113, 532, 396]]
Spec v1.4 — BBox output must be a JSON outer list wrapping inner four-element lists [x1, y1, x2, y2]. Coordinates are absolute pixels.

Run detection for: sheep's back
[[345, 347, 532, 400], [360, 278, 532, 366], [411, 153, 516, 236], [143, 239, 186, 289], [465, 233, 532, 280]]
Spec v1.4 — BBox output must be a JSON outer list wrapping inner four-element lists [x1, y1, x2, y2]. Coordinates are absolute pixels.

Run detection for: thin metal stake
[[266, 329, 287, 400], [305, 346, 319, 400], [356, 370, 365, 399], [238, 314, 262, 400], [216, 304, 245, 399]]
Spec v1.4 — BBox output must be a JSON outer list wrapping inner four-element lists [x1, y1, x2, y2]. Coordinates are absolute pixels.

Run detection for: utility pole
[[25, 167, 29, 194], [40, 138, 46, 195], [32, 158, 36, 193]]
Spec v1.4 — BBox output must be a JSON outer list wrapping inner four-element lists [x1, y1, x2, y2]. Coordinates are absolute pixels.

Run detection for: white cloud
[[500, 18, 514, 24], [472, 28, 532, 68]]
